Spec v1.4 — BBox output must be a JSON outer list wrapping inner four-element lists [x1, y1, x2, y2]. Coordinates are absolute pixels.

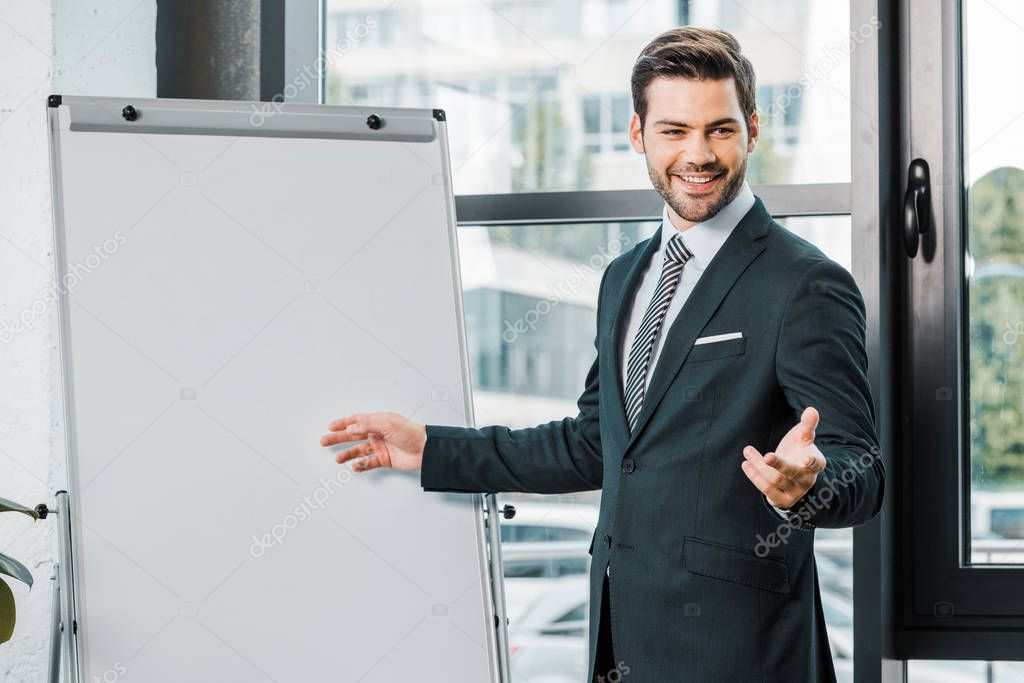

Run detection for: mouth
[[672, 171, 725, 195]]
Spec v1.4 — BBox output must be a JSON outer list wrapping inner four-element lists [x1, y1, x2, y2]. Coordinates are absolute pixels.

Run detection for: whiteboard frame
[[45, 94, 509, 683]]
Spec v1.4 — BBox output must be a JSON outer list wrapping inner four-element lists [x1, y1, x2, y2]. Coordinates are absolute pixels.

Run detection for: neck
[[666, 207, 698, 232]]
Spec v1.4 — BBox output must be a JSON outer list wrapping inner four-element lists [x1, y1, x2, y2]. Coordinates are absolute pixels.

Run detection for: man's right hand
[[319, 412, 427, 472]]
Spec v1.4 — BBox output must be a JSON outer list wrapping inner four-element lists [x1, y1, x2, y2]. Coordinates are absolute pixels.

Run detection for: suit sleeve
[[419, 268, 608, 494], [771, 258, 884, 529]]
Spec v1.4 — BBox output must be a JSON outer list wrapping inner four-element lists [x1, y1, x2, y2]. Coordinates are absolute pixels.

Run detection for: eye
[[712, 127, 733, 136]]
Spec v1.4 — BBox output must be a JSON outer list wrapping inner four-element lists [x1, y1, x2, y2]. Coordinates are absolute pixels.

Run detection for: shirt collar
[[658, 180, 755, 270]]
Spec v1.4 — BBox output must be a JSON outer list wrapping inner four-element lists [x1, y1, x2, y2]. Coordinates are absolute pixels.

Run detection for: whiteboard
[[47, 95, 502, 682]]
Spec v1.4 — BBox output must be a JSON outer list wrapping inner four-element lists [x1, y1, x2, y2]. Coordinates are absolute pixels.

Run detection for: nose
[[680, 132, 716, 168]]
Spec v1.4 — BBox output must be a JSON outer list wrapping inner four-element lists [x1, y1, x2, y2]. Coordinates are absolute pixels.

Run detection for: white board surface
[[47, 96, 500, 683]]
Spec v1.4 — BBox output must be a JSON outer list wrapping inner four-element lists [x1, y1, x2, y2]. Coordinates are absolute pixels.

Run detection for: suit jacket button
[[603, 534, 612, 548], [621, 458, 635, 474]]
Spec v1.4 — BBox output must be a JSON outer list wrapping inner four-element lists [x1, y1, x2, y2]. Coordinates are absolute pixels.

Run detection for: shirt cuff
[[767, 495, 793, 520]]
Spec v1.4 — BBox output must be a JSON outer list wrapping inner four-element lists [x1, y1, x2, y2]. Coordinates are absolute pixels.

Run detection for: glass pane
[[908, 660, 1024, 682], [583, 96, 601, 135], [611, 95, 630, 134], [324, 0, 853, 193], [777, 215, 853, 272], [963, 0, 1024, 564], [456, 213, 853, 677], [458, 220, 654, 682]]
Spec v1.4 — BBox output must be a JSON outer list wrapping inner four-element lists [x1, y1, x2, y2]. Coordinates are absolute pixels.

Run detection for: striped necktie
[[623, 233, 693, 432]]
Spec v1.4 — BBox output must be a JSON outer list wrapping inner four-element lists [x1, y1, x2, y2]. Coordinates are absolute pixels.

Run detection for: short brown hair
[[630, 27, 757, 131]]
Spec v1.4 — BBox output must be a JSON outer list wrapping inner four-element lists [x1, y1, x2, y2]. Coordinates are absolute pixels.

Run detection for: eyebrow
[[651, 117, 741, 129]]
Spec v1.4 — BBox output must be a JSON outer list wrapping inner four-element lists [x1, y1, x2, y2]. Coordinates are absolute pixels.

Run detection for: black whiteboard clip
[[48, 94, 62, 108], [433, 108, 446, 121]]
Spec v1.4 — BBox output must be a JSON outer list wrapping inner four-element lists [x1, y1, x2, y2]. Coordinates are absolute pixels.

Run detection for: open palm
[[741, 406, 827, 509], [319, 412, 427, 472]]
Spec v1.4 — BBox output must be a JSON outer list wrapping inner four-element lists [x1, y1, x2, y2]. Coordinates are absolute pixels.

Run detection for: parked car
[[815, 553, 853, 597], [499, 502, 597, 622], [508, 575, 590, 683], [499, 501, 598, 544], [971, 490, 1024, 539], [501, 540, 591, 623]]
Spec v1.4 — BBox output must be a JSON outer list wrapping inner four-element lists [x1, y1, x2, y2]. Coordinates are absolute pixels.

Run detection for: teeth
[[680, 175, 716, 184]]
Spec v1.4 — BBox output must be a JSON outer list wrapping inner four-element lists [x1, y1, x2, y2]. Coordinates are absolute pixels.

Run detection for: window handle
[[903, 157, 932, 258]]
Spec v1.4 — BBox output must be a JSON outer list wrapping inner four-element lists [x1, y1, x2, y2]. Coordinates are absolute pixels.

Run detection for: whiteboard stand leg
[[483, 493, 511, 683], [53, 491, 80, 683]]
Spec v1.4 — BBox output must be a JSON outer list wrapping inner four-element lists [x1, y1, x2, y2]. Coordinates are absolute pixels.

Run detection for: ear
[[628, 112, 645, 154], [747, 109, 759, 154]]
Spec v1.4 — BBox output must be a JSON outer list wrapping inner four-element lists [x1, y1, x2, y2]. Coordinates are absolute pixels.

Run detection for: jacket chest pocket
[[686, 335, 746, 363]]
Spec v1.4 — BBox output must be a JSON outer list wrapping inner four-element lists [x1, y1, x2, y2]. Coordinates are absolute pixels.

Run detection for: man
[[320, 26, 883, 683]]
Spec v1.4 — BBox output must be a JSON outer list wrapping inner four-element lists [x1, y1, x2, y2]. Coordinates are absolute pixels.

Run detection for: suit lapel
[[608, 226, 662, 442], [618, 196, 772, 454]]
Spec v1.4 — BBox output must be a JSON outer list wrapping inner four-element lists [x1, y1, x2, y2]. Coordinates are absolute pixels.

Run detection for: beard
[[648, 153, 747, 225]]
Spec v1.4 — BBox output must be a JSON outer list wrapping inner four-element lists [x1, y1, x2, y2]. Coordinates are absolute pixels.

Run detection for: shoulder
[[762, 220, 858, 294], [762, 220, 830, 271], [598, 231, 653, 286], [606, 230, 654, 272]]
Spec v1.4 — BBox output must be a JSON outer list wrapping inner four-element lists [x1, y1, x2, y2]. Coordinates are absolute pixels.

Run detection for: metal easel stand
[[38, 490, 80, 683], [483, 492, 516, 683]]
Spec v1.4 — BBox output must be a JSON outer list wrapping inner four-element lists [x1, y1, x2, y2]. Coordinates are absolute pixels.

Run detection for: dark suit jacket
[[420, 195, 884, 682]]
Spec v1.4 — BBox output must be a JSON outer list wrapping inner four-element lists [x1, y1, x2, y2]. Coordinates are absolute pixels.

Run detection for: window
[[324, 0, 854, 192], [964, 0, 1024, 565], [580, 93, 632, 156], [900, 0, 1024, 664], [458, 221, 654, 428], [757, 83, 803, 148]]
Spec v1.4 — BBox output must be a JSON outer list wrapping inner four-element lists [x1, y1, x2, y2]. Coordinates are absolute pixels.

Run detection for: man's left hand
[[741, 406, 827, 510]]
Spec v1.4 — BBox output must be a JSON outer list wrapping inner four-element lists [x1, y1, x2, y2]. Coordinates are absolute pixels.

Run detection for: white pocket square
[[694, 331, 743, 345]]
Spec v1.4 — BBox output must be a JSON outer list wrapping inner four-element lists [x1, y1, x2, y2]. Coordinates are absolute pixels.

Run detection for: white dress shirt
[[619, 180, 755, 395], [608, 181, 792, 554]]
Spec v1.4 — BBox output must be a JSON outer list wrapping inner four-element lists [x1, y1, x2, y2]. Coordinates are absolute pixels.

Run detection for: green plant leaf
[[0, 578, 14, 644], [0, 553, 32, 590], [0, 497, 38, 520]]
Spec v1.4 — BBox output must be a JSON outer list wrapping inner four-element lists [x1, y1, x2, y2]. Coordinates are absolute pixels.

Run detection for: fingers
[[326, 412, 391, 435], [322, 413, 397, 473], [761, 450, 807, 480], [333, 443, 384, 472], [740, 457, 790, 504], [334, 441, 374, 465], [803, 450, 827, 474], [758, 440, 826, 480], [321, 412, 391, 447], [800, 406, 819, 441], [768, 448, 826, 480], [743, 446, 798, 494], [320, 430, 363, 447], [354, 454, 382, 472]]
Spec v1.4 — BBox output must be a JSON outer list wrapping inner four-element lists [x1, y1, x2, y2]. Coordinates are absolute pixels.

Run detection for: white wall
[[0, 1, 155, 679]]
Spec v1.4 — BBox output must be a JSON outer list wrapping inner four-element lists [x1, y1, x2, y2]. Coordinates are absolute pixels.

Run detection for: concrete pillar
[[156, 0, 263, 101]]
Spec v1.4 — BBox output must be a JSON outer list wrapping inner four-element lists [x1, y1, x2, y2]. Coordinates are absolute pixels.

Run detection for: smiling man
[[320, 26, 883, 683]]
